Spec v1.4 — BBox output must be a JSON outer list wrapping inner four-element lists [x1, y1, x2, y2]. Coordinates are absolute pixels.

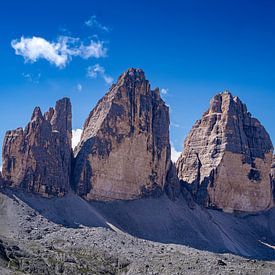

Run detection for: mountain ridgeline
[[1, 69, 274, 213]]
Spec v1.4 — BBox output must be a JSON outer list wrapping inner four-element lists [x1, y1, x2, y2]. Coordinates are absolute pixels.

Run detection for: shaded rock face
[[73, 68, 171, 201], [271, 156, 275, 203], [165, 162, 181, 201], [176, 91, 274, 212], [0, 172, 4, 189], [2, 98, 72, 197]]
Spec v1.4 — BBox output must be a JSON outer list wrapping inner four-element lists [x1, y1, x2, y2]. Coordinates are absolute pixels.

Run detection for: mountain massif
[[0, 69, 274, 274]]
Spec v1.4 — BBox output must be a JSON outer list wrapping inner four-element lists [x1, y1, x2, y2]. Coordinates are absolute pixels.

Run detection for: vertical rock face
[[2, 98, 72, 197], [271, 156, 275, 204], [165, 162, 181, 201], [73, 68, 171, 201], [0, 172, 4, 189], [176, 91, 274, 212]]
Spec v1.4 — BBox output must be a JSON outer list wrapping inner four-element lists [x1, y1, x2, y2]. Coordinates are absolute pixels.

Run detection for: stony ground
[[0, 190, 275, 274], [1, 226, 275, 275]]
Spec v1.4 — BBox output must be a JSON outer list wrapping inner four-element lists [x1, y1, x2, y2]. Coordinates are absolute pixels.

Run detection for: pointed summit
[[31, 106, 43, 121], [176, 92, 273, 212], [118, 68, 146, 82], [2, 98, 72, 197], [73, 68, 171, 201]]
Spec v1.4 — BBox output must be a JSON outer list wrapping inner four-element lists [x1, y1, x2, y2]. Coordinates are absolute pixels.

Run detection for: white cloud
[[12, 36, 67, 67], [171, 122, 180, 128], [76, 83, 82, 92], [11, 36, 107, 68], [80, 40, 107, 59], [171, 145, 181, 163], [161, 88, 168, 95], [72, 129, 83, 149], [87, 64, 113, 84], [85, 15, 109, 32]]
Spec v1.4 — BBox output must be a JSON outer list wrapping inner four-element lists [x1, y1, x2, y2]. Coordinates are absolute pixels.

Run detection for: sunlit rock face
[[2, 98, 72, 197], [73, 68, 171, 201], [176, 91, 274, 212]]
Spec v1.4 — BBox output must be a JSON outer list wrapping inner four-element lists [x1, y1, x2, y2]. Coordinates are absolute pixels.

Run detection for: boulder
[[176, 91, 274, 212]]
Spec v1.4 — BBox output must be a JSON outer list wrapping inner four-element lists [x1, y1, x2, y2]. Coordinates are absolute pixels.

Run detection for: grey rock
[[165, 162, 181, 201]]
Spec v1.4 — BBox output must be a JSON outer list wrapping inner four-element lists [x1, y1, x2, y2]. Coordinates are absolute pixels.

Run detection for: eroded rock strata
[[176, 91, 274, 212], [2, 98, 72, 197], [73, 68, 171, 200]]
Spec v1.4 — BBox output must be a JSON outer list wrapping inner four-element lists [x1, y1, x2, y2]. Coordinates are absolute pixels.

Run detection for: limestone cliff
[[73, 68, 171, 201], [271, 156, 275, 204], [176, 91, 274, 212], [2, 98, 72, 197]]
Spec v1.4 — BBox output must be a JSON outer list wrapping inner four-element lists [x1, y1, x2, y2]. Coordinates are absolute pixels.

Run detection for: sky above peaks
[[0, 0, 275, 162]]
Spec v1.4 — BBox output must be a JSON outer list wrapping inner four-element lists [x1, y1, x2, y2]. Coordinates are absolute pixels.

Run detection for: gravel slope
[[0, 189, 274, 274]]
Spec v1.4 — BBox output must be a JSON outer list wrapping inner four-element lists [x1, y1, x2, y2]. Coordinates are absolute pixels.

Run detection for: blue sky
[[0, 0, 275, 162]]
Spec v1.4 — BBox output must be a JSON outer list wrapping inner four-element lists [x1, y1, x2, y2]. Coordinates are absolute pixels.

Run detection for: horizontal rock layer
[[176, 91, 274, 212]]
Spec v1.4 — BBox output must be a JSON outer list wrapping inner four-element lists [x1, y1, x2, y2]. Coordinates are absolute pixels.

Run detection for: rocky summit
[[73, 68, 171, 201], [176, 91, 274, 212], [2, 98, 72, 197]]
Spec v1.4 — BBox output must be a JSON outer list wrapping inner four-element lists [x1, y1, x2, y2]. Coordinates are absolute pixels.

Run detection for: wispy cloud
[[72, 129, 83, 149], [80, 40, 107, 58], [76, 83, 82, 92], [171, 145, 181, 163], [161, 88, 168, 95], [171, 122, 181, 128], [22, 72, 41, 84], [11, 36, 107, 68], [87, 64, 113, 84], [85, 15, 109, 32]]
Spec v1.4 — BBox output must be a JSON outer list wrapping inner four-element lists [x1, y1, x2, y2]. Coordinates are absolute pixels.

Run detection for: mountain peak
[[177, 91, 273, 212], [117, 68, 146, 84], [73, 69, 171, 201], [2, 98, 72, 197]]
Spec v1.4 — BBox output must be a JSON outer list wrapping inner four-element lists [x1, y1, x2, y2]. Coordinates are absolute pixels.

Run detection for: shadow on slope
[[1, 188, 274, 260], [91, 196, 275, 260], [0, 188, 108, 229]]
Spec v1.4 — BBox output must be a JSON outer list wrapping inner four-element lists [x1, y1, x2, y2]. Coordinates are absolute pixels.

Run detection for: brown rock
[[176, 91, 274, 212], [73, 68, 171, 201], [271, 156, 275, 204], [2, 98, 72, 197]]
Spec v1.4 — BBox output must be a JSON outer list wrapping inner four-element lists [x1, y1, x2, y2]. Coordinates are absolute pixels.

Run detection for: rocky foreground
[[0, 189, 275, 275], [2, 227, 275, 275]]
